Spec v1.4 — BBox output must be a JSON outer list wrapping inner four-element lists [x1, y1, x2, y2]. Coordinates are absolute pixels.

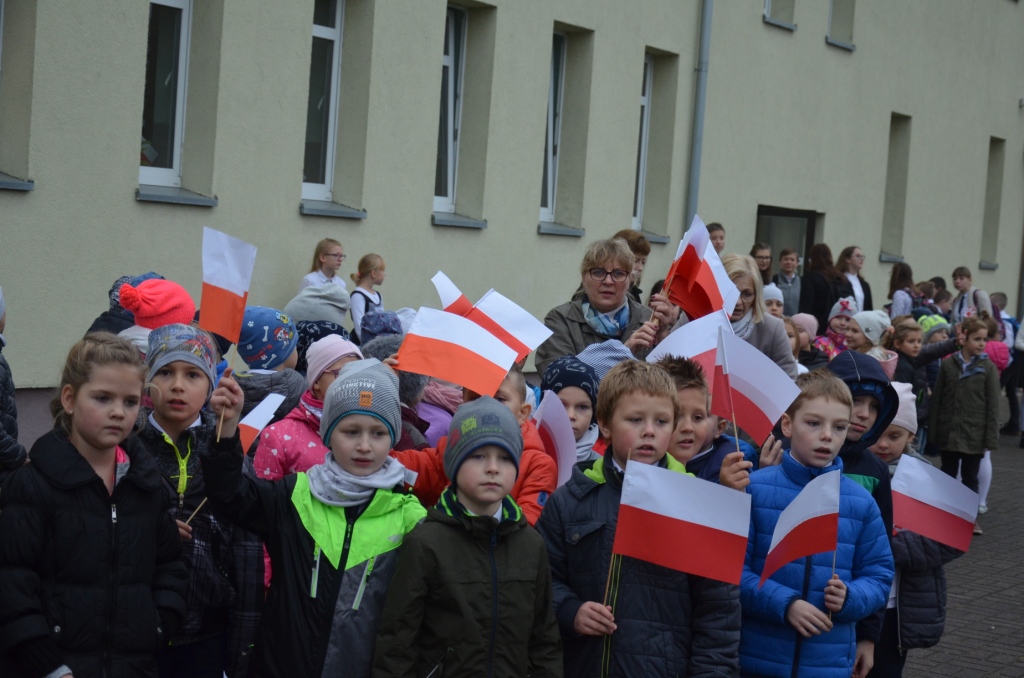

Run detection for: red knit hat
[[119, 279, 196, 330]]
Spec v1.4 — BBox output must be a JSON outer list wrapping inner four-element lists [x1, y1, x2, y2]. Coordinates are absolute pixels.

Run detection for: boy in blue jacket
[[741, 370, 894, 678]]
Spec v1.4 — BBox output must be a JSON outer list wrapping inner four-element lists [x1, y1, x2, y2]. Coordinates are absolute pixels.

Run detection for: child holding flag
[[741, 370, 894, 678], [540, 355, 601, 462], [868, 383, 964, 678], [536, 360, 741, 677]]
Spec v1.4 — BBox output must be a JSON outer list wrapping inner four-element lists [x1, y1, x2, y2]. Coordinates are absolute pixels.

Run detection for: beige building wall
[[1, 0, 1022, 387]]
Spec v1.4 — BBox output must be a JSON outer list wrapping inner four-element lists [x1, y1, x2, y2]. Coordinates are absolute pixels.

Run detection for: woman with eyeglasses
[[720, 253, 799, 378], [535, 239, 670, 375], [298, 238, 348, 294], [749, 242, 773, 286]]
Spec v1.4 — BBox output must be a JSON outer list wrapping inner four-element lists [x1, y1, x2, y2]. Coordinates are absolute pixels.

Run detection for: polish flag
[[613, 461, 752, 585], [199, 227, 258, 343], [711, 327, 800, 444], [533, 390, 579, 488], [892, 455, 978, 552], [646, 310, 733, 395], [431, 271, 475, 316], [661, 215, 740, 321], [238, 393, 286, 451], [396, 307, 518, 397], [760, 470, 841, 587]]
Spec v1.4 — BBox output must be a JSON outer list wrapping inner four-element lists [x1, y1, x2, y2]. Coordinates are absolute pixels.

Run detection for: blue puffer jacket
[[740, 453, 894, 678]]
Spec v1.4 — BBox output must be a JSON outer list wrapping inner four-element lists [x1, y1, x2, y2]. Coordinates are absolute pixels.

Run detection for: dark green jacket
[[929, 353, 1000, 454], [373, 490, 562, 678]]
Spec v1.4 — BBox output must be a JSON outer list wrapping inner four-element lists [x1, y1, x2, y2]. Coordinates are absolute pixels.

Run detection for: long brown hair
[[806, 244, 841, 282], [887, 262, 915, 300], [836, 246, 860, 275]]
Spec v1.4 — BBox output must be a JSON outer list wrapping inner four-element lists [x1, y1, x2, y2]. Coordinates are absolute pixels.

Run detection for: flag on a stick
[[662, 215, 740, 321], [646, 310, 733, 395], [431, 271, 474, 316], [199, 227, 257, 343], [759, 470, 841, 587], [238, 393, 286, 451], [711, 327, 800, 444], [612, 461, 752, 585], [533, 390, 579, 488], [396, 308, 517, 397], [892, 455, 978, 552]]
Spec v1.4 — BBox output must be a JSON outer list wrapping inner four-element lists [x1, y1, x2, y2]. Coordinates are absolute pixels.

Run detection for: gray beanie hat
[[444, 397, 523, 482], [320, 358, 402, 446], [284, 285, 351, 325], [146, 324, 218, 400]]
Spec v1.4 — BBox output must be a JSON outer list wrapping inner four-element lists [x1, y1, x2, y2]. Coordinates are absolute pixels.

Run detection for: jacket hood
[[826, 350, 898, 454], [432, 486, 525, 539], [29, 431, 162, 491]]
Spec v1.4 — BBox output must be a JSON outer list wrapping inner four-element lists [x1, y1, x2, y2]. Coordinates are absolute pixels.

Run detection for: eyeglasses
[[325, 253, 346, 260], [588, 268, 630, 283], [754, 256, 772, 262]]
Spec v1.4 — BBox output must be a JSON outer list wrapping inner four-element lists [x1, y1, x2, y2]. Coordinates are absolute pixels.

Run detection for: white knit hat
[[852, 310, 892, 347], [762, 283, 784, 303], [890, 381, 918, 434]]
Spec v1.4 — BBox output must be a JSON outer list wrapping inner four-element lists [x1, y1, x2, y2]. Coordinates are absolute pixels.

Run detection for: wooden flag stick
[[602, 449, 632, 606], [828, 548, 838, 620], [215, 345, 237, 443], [185, 497, 208, 526]]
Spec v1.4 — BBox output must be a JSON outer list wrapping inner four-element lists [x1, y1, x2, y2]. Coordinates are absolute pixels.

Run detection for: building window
[[632, 55, 653, 230], [764, 0, 797, 30], [434, 7, 466, 214], [139, 0, 192, 188], [302, 0, 345, 201], [980, 137, 1006, 268], [880, 113, 912, 259], [540, 33, 566, 224], [827, 0, 856, 50]]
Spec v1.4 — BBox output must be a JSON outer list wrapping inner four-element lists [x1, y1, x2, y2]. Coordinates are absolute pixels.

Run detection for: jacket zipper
[[107, 503, 118, 676], [311, 518, 357, 674], [487, 530, 498, 678], [352, 555, 377, 610], [310, 545, 322, 598], [894, 569, 903, 654], [790, 555, 812, 678]]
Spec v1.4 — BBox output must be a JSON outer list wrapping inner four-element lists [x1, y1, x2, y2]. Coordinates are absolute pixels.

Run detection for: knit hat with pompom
[[118, 279, 196, 330]]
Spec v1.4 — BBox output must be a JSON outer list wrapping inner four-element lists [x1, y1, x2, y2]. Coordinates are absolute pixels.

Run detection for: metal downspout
[[684, 0, 714, 232]]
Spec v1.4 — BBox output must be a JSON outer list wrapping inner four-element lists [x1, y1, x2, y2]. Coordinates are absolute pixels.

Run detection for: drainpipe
[[684, 0, 714, 232]]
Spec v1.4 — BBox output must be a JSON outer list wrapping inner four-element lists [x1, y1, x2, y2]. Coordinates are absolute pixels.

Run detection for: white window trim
[[434, 7, 467, 214], [632, 55, 653, 231], [540, 33, 567, 224], [301, 0, 345, 202], [139, 0, 192, 188]]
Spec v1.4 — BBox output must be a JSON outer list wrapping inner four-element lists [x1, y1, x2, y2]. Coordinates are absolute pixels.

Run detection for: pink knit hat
[[118, 279, 196, 330], [791, 313, 819, 338], [305, 335, 363, 391]]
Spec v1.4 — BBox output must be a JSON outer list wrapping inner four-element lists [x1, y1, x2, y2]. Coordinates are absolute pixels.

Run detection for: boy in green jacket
[[373, 397, 563, 677]]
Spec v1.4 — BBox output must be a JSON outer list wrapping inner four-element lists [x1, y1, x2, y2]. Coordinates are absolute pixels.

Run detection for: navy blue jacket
[[740, 454, 894, 678], [689, 435, 756, 482]]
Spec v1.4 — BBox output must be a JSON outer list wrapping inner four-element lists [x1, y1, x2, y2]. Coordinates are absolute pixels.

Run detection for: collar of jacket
[[581, 450, 688, 488], [780, 449, 843, 487], [432, 486, 524, 537], [291, 472, 425, 569], [28, 430, 163, 492]]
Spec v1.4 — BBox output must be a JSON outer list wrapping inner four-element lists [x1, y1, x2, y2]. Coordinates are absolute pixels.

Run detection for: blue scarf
[[582, 301, 630, 337]]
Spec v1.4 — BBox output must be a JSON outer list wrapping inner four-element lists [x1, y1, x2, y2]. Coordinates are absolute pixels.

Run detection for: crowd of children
[[0, 233, 998, 677]]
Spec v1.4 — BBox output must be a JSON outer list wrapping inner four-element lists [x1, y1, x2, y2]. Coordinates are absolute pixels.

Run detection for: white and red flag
[[199, 227, 258, 343], [892, 455, 979, 552], [612, 461, 752, 585], [431, 272, 552, 361], [646, 310, 733, 395], [396, 307, 517, 397], [711, 327, 800, 444], [238, 393, 286, 451], [661, 215, 740, 321], [533, 390, 579, 488], [760, 470, 841, 587]]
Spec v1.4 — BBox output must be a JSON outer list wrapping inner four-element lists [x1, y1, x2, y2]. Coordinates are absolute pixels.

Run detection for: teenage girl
[[350, 253, 386, 342], [0, 333, 186, 678], [299, 238, 347, 293]]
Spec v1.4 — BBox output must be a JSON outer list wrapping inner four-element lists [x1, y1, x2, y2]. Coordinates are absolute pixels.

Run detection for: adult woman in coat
[[800, 243, 852, 334]]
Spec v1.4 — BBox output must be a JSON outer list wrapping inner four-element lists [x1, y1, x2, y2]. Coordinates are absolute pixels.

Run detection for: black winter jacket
[[135, 411, 264, 678], [0, 346, 27, 483], [373, 489, 562, 677], [0, 432, 187, 678], [536, 454, 741, 677]]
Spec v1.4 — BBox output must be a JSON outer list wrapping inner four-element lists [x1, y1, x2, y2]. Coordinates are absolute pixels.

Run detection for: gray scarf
[[731, 309, 755, 340], [306, 454, 417, 507]]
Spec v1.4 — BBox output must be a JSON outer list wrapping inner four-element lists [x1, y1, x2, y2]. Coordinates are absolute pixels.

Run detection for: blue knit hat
[[238, 307, 299, 370], [541, 356, 599, 424]]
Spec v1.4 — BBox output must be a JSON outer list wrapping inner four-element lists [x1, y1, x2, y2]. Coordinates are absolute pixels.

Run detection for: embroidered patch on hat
[[461, 416, 478, 434], [359, 391, 373, 408]]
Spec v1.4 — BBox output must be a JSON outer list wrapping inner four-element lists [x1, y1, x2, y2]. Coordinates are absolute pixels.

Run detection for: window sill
[[825, 36, 856, 52], [979, 260, 999, 271], [878, 251, 904, 264], [431, 212, 487, 229], [0, 171, 34, 192], [299, 200, 367, 220], [537, 221, 584, 237], [640, 230, 670, 245], [136, 185, 217, 207], [762, 15, 797, 31]]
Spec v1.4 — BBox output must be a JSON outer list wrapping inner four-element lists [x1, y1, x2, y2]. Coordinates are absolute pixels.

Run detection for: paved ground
[[13, 389, 1024, 675]]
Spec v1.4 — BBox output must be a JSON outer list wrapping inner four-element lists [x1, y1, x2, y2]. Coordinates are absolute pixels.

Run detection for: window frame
[[632, 54, 653, 231], [301, 0, 346, 202], [138, 0, 193, 188], [434, 7, 467, 214], [540, 33, 567, 224]]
